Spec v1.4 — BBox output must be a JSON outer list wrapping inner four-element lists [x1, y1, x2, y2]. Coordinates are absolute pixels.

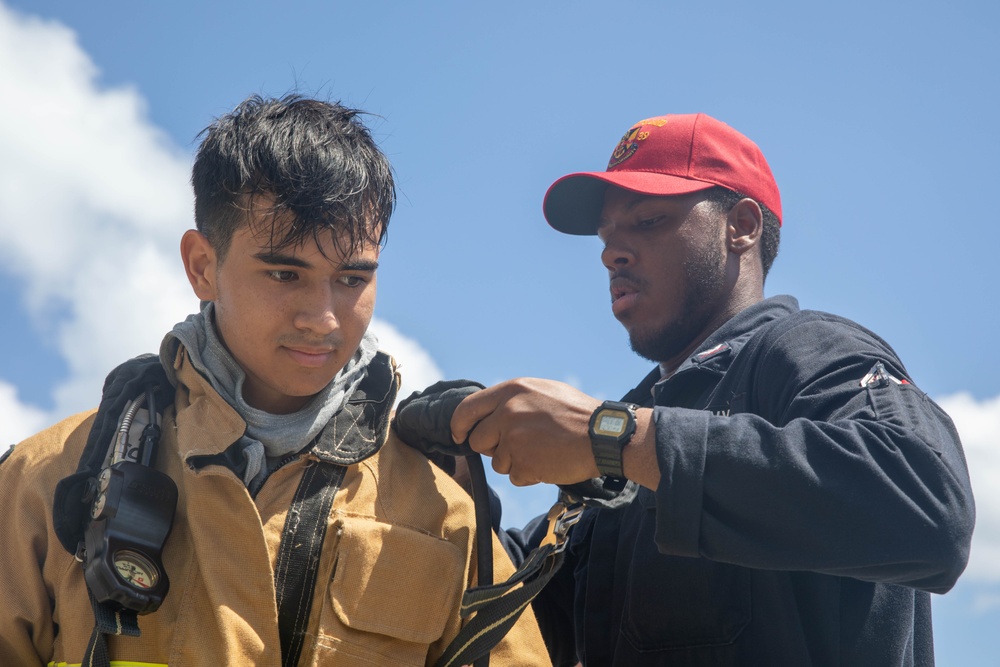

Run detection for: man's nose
[[601, 233, 635, 272], [294, 285, 339, 335]]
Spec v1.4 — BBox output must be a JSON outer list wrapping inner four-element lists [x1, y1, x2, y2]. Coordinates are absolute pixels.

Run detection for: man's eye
[[339, 275, 367, 288], [638, 215, 664, 228], [268, 270, 298, 282]]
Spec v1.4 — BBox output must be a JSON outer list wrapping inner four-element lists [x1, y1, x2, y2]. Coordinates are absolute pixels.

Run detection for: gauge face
[[113, 550, 159, 590]]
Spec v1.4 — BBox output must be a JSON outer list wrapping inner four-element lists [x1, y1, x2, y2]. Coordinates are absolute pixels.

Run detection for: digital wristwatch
[[588, 400, 637, 492]]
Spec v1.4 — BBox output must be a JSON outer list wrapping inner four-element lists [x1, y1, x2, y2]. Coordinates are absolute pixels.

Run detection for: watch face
[[113, 550, 160, 590], [594, 409, 628, 438]]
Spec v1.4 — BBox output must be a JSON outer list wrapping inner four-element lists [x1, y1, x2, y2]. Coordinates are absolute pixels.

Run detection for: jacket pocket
[[620, 501, 751, 652], [314, 516, 465, 666]]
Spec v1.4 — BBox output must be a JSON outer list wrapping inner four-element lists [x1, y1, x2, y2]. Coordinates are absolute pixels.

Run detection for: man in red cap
[[446, 113, 975, 665]]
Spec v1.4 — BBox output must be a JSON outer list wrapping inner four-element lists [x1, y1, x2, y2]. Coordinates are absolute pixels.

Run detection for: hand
[[450, 378, 603, 487]]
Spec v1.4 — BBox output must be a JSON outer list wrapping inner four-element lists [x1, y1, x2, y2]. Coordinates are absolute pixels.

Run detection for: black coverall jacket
[[510, 295, 974, 667]]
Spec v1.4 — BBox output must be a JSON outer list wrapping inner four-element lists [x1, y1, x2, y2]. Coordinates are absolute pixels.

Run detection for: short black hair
[[191, 94, 395, 261], [702, 186, 781, 279]]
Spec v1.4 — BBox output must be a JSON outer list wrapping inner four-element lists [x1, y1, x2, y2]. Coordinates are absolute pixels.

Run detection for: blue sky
[[0, 0, 997, 663]]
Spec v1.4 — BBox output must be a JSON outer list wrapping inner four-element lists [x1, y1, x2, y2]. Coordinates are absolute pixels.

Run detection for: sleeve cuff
[[652, 406, 710, 557]]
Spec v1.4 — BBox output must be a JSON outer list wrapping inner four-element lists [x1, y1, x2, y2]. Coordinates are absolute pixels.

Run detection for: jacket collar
[[623, 295, 800, 404], [311, 351, 398, 465], [170, 344, 399, 466], [169, 344, 246, 459], [676, 295, 799, 377]]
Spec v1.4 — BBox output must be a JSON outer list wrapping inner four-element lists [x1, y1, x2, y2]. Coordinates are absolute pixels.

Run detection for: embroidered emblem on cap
[[607, 117, 668, 168]]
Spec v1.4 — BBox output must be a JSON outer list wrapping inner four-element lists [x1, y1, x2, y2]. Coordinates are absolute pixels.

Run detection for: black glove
[[394, 379, 635, 507], [392, 379, 486, 474], [559, 477, 636, 507]]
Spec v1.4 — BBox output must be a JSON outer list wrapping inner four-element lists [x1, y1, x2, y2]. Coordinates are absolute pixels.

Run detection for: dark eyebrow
[[253, 251, 312, 268], [340, 259, 379, 272], [253, 252, 378, 273]]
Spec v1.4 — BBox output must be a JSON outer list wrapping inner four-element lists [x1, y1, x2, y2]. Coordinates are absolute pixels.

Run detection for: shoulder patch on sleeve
[[860, 361, 910, 388]]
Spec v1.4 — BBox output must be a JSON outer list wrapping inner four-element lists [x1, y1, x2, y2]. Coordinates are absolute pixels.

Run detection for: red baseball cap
[[543, 113, 782, 235]]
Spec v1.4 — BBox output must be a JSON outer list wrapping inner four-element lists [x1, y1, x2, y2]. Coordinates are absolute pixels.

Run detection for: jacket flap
[[330, 516, 464, 644]]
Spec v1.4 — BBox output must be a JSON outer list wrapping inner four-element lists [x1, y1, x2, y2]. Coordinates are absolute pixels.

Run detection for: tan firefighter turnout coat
[[0, 346, 551, 667]]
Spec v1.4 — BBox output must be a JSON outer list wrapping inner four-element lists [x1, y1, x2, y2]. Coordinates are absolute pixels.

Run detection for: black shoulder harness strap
[[53, 351, 398, 667], [276, 350, 397, 667]]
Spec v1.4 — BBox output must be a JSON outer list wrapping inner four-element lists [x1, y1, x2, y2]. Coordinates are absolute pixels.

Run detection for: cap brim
[[543, 171, 717, 235]]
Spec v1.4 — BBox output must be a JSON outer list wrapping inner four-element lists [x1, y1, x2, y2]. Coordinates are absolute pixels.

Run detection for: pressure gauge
[[113, 550, 160, 590]]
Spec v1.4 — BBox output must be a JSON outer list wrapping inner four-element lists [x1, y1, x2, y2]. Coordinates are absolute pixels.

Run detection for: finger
[[451, 384, 509, 443], [490, 448, 512, 476], [466, 411, 501, 457], [509, 471, 541, 488]]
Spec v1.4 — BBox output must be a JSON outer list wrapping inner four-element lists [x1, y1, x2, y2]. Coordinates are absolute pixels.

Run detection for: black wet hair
[[191, 94, 395, 261]]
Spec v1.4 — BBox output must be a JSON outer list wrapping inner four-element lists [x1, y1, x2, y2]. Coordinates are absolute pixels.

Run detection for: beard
[[627, 240, 727, 364]]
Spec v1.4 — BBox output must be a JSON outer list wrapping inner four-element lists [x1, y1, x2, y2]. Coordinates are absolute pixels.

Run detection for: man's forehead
[[242, 193, 382, 253], [243, 221, 380, 263]]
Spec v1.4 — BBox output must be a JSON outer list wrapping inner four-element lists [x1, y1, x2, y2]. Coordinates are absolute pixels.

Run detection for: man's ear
[[180, 230, 218, 301], [726, 198, 763, 256]]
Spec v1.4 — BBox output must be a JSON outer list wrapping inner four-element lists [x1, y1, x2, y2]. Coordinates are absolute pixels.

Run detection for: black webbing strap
[[82, 590, 141, 667], [274, 459, 347, 667], [466, 454, 493, 667], [434, 499, 582, 667]]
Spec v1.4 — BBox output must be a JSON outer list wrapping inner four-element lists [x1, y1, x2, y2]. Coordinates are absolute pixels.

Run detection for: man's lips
[[283, 346, 335, 368], [610, 276, 641, 317]]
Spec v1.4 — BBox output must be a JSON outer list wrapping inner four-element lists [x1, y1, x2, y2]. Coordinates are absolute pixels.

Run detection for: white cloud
[[0, 1, 197, 425], [369, 317, 443, 404], [0, 3, 443, 446], [936, 393, 1000, 584], [0, 5, 190, 294], [0, 381, 48, 446], [972, 592, 1000, 615]]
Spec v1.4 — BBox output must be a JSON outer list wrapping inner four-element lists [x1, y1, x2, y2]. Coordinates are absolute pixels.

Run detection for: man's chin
[[627, 323, 691, 365], [286, 380, 335, 401], [626, 330, 662, 364]]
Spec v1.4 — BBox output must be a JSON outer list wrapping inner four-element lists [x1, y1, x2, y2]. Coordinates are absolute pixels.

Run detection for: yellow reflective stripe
[[49, 662, 167, 667]]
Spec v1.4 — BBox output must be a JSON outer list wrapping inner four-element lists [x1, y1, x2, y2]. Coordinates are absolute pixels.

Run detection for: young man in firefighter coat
[[0, 94, 549, 667]]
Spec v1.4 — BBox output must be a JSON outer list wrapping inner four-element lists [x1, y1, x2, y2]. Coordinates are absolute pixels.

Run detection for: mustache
[[609, 270, 645, 291], [277, 333, 345, 350]]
